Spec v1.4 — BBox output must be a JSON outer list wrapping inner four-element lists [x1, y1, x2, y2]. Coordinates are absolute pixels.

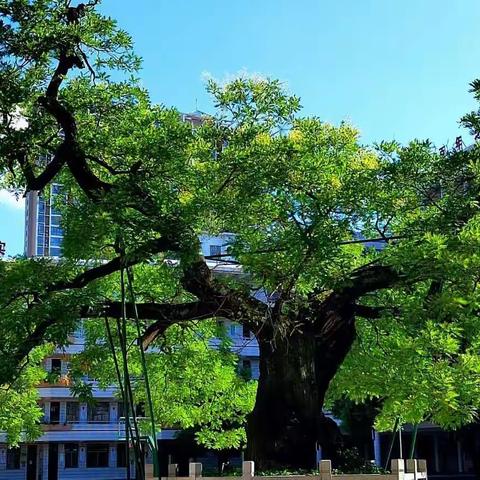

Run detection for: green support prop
[[409, 424, 419, 459], [126, 266, 161, 480], [384, 417, 400, 470]]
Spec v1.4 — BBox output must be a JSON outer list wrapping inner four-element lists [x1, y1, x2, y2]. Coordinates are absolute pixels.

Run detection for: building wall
[[57, 442, 133, 480], [0, 314, 260, 478], [24, 191, 38, 258], [0, 442, 135, 480], [0, 444, 26, 480]]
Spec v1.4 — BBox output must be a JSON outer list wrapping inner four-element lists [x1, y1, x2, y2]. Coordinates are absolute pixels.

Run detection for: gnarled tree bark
[[245, 294, 357, 470], [245, 266, 402, 470]]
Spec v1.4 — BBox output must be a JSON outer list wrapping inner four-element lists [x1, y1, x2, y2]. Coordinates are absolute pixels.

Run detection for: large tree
[[2, 0, 480, 470]]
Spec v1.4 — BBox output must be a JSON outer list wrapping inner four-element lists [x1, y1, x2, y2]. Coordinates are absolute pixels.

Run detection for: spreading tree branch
[[82, 300, 233, 347], [354, 304, 386, 319], [49, 237, 181, 293]]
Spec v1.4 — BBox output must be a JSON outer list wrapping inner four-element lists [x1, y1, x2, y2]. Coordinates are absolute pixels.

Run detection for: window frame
[[49, 401, 60, 424], [51, 358, 62, 374], [64, 443, 79, 469], [66, 402, 80, 423], [116, 443, 127, 468], [242, 324, 252, 338], [241, 359, 252, 380], [209, 244, 222, 257], [88, 401, 110, 423], [6, 447, 21, 470], [86, 443, 109, 468]]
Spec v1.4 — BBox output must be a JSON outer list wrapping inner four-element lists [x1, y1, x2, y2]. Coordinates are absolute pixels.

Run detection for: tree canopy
[[2, 0, 480, 467]]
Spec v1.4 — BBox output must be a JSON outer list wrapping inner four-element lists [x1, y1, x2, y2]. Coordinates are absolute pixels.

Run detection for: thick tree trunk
[[246, 296, 357, 470]]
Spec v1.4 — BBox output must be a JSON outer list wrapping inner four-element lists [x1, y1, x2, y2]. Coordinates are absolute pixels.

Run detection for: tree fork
[[244, 273, 397, 470]]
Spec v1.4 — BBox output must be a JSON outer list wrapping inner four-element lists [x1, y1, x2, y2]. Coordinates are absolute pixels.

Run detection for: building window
[[242, 324, 252, 338], [50, 401, 60, 424], [51, 358, 61, 374], [39, 402, 46, 423], [230, 323, 237, 336], [50, 236, 63, 247], [50, 226, 63, 236], [86, 443, 109, 468], [88, 402, 110, 423], [117, 443, 127, 468], [51, 215, 62, 227], [64, 443, 79, 468], [52, 184, 62, 195], [49, 246, 62, 257], [6, 448, 21, 470], [117, 402, 144, 420], [66, 402, 80, 423], [241, 360, 252, 380], [117, 402, 124, 420], [209, 244, 222, 257]]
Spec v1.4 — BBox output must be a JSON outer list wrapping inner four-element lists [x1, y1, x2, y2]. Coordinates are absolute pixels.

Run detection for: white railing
[[118, 416, 151, 440]]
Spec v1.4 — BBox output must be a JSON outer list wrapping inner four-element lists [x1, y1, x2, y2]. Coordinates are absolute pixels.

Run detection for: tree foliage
[[328, 131, 480, 431], [2, 0, 480, 462], [70, 318, 256, 449]]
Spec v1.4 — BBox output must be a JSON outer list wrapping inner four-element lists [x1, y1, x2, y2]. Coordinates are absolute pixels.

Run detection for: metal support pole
[[126, 267, 160, 479], [384, 417, 400, 470], [409, 424, 418, 459], [119, 268, 145, 480], [399, 424, 403, 459]]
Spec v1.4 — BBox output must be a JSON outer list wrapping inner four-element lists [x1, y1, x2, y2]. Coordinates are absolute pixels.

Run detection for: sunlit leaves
[[71, 319, 256, 450], [0, 344, 53, 444]]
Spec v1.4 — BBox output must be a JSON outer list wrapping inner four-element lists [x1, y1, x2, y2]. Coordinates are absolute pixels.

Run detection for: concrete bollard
[[189, 462, 202, 479], [391, 459, 405, 480], [168, 463, 179, 477], [242, 461, 255, 479], [406, 459, 417, 480], [417, 459, 427, 478], [319, 459, 332, 480]]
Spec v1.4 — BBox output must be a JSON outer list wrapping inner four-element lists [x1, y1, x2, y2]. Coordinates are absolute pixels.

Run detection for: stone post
[[319, 460, 332, 480], [406, 459, 417, 480], [243, 461, 255, 480], [417, 460, 427, 477], [391, 459, 405, 480], [168, 463, 178, 477], [189, 462, 202, 480]]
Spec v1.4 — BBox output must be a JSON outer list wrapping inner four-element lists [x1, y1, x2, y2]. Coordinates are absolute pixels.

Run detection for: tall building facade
[[24, 185, 63, 258]]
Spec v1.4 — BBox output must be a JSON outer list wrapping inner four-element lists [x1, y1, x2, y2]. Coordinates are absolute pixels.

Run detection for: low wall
[[146, 459, 427, 480]]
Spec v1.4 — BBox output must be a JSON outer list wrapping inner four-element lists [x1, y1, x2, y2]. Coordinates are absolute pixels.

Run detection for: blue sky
[[2, 0, 480, 256]]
